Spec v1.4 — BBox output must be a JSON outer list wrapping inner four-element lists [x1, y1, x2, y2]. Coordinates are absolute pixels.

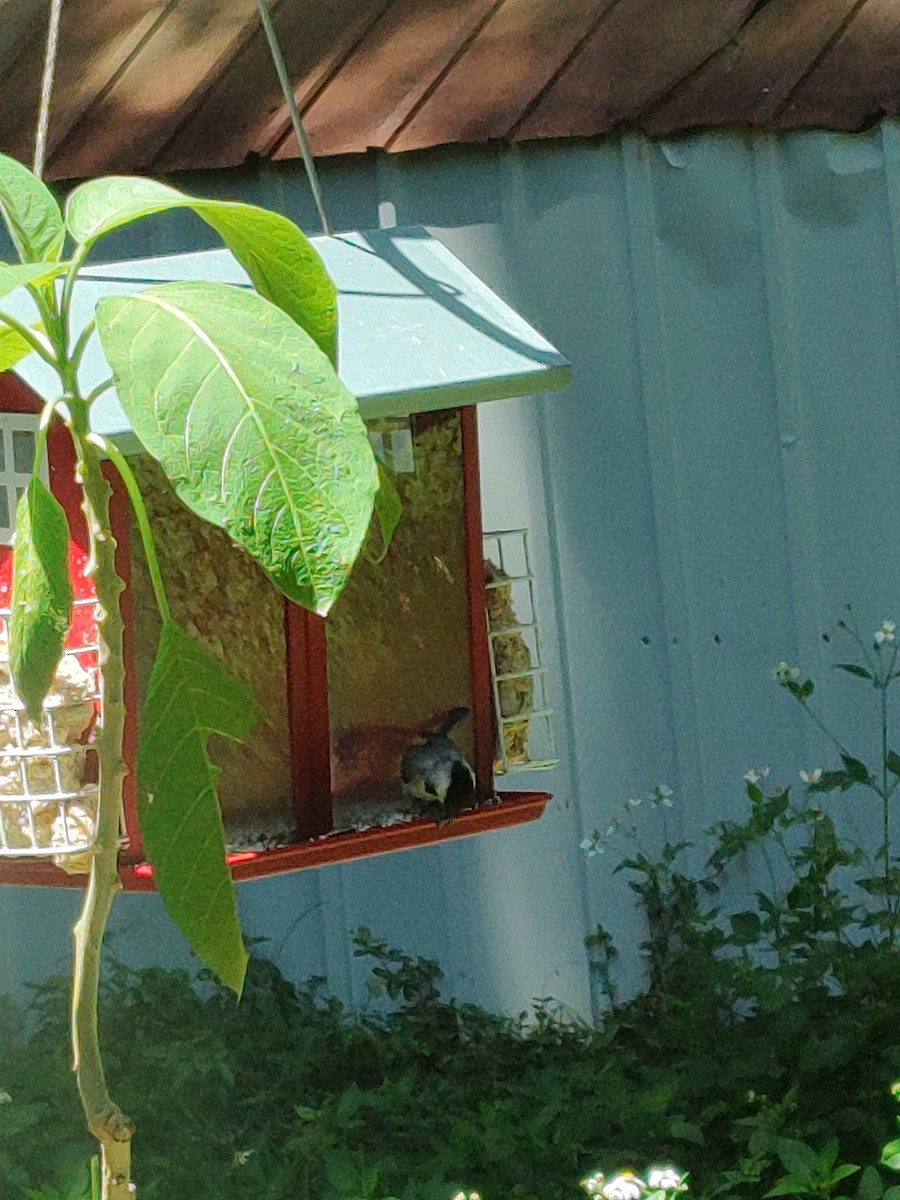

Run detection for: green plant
[[574, 610, 900, 1198], [0, 153, 382, 1195]]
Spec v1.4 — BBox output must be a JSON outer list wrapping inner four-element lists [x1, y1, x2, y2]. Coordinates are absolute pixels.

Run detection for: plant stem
[[882, 686, 895, 945], [797, 700, 855, 764], [93, 435, 170, 624], [70, 405, 134, 1199]]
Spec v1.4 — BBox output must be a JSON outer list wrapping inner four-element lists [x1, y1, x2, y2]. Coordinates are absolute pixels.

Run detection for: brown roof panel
[[19, 0, 175, 168], [776, 0, 900, 129], [276, 0, 502, 160], [513, 0, 759, 143], [639, 0, 867, 135], [50, 0, 259, 180], [154, 0, 392, 172], [386, 0, 611, 154], [0, 0, 898, 181]]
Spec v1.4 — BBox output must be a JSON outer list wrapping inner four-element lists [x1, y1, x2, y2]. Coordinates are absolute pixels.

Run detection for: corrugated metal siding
[[4, 122, 900, 1015]]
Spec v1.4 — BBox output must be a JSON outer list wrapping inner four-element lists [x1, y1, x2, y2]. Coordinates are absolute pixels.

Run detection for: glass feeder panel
[[0, 416, 100, 860], [127, 457, 295, 850], [327, 411, 475, 832]]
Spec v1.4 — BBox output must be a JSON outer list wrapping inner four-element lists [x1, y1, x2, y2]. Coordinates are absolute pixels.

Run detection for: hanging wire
[[255, 0, 333, 235], [33, 0, 64, 179]]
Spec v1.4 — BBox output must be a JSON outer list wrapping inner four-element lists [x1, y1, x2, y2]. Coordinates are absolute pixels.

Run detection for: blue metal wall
[[3, 121, 900, 1017]]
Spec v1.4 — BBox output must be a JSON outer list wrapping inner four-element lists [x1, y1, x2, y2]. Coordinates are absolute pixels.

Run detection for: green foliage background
[[3, 905, 900, 1200]]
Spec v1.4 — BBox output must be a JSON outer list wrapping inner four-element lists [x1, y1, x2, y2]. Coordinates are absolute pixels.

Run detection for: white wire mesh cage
[[0, 598, 101, 860], [483, 529, 559, 774]]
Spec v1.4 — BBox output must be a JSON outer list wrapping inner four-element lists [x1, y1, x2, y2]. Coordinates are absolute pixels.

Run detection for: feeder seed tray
[[0, 601, 101, 861]]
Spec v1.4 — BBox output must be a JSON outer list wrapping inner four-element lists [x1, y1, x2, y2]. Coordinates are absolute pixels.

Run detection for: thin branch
[[85, 378, 114, 406], [0, 308, 58, 367], [70, 317, 97, 373], [91, 433, 172, 626]]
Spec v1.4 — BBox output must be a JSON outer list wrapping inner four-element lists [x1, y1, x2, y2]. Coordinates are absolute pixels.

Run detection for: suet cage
[[0, 229, 569, 889], [484, 529, 559, 774]]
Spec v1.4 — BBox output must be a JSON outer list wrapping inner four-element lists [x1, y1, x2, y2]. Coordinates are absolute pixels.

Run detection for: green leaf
[[730, 911, 762, 943], [840, 754, 870, 783], [808, 770, 852, 794], [669, 1116, 705, 1145], [137, 621, 263, 995], [9, 478, 72, 723], [0, 260, 68, 301], [0, 155, 65, 263], [858, 1167, 884, 1200], [765, 1174, 813, 1198], [881, 1138, 900, 1172], [364, 462, 403, 565], [778, 1140, 818, 1175], [830, 1166, 861, 1186], [95, 281, 377, 616], [834, 664, 873, 680], [65, 176, 337, 361], [0, 323, 34, 371], [887, 751, 900, 778]]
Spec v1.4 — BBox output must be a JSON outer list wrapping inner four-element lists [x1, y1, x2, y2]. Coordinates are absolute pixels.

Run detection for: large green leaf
[[137, 621, 262, 996], [9, 478, 72, 723], [365, 462, 403, 565], [95, 281, 377, 615], [0, 155, 65, 263], [0, 261, 68, 301], [65, 176, 337, 361], [0, 323, 34, 371]]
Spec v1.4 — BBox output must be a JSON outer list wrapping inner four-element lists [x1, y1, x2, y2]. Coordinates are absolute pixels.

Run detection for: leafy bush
[[6, 607, 900, 1200]]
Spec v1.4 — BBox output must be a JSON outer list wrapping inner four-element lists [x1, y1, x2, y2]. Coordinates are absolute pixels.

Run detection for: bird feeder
[[0, 227, 570, 888]]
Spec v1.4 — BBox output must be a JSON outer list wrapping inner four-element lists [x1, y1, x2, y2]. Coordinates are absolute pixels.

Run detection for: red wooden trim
[[105, 459, 141, 860], [0, 792, 551, 889], [130, 791, 550, 887], [460, 406, 494, 799], [0, 859, 86, 887], [285, 606, 332, 839]]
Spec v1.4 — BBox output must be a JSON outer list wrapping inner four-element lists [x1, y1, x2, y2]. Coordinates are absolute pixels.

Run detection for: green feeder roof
[[8, 227, 570, 453]]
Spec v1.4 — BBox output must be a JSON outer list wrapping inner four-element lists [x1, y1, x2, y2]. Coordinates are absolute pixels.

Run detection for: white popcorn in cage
[[483, 529, 558, 773], [0, 597, 101, 861]]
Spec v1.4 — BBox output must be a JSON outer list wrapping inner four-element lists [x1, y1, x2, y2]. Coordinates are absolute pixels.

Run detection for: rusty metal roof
[[1, 0, 898, 181]]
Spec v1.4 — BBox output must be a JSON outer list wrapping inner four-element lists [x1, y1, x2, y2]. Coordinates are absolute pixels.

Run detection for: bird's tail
[[428, 706, 470, 738]]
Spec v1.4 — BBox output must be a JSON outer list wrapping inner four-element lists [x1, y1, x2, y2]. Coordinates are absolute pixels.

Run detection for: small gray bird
[[400, 706, 476, 819]]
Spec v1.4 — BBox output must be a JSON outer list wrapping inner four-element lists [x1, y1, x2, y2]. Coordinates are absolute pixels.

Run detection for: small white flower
[[647, 1168, 687, 1192], [602, 1173, 645, 1200], [743, 766, 769, 785], [604, 821, 618, 839], [582, 1174, 606, 1197], [773, 661, 801, 682], [875, 620, 897, 645], [800, 768, 823, 784], [650, 785, 674, 807], [0, 1092, 10, 1104], [626, 796, 643, 809], [234, 1149, 254, 1166], [451, 1193, 481, 1200], [580, 836, 605, 858]]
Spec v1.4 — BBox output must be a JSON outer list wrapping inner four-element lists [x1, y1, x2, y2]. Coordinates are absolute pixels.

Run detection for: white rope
[[255, 0, 333, 235], [33, 0, 64, 179]]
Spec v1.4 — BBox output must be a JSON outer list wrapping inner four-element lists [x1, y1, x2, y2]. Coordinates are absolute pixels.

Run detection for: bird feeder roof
[[8, 226, 570, 453]]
